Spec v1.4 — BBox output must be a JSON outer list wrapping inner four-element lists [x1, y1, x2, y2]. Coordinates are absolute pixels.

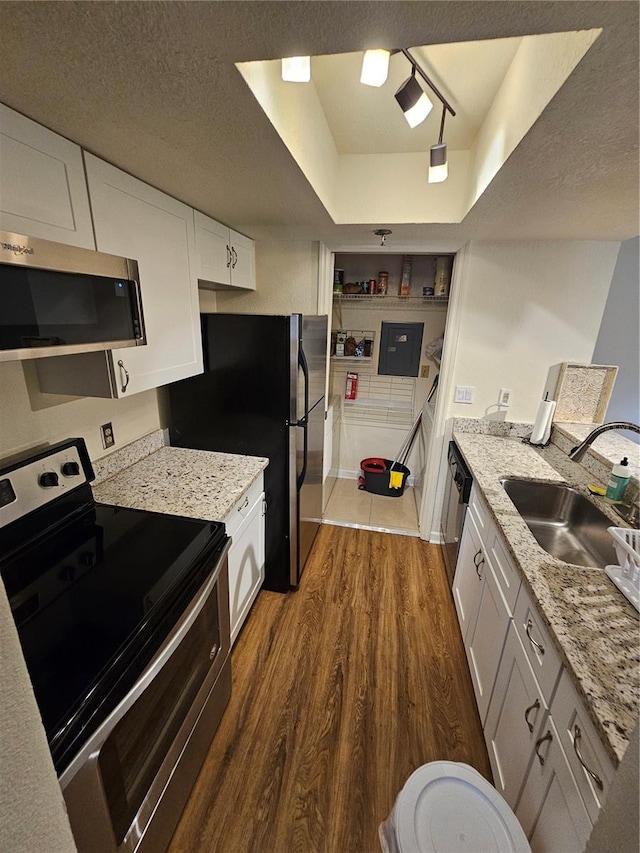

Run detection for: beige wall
[[445, 240, 620, 423], [0, 361, 163, 461], [214, 239, 320, 315]]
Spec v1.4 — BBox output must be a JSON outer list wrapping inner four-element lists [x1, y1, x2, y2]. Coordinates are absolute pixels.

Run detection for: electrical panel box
[[378, 322, 424, 377]]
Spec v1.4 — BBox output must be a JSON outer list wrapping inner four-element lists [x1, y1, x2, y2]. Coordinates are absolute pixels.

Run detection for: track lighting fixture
[[360, 49, 390, 87], [429, 108, 448, 183], [394, 67, 433, 128], [281, 56, 311, 83]]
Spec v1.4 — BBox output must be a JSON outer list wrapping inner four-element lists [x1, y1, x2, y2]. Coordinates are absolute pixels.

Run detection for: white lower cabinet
[[224, 476, 266, 646], [484, 624, 548, 808], [36, 154, 203, 397], [464, 560, 510, 724], [516, 716, 593, 853], [451, 478, 617, 852], [453, 509, 486, 639]]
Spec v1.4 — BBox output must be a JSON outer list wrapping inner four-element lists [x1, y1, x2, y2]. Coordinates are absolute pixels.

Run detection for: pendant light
[[429, 108, 448, 183], [360, 49, 390, 87], [281, 56, 311, 82], [394, 66, 433, 128]]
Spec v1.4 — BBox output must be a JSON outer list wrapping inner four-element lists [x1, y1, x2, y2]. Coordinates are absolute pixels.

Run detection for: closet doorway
[[323, 251, 454, 536]]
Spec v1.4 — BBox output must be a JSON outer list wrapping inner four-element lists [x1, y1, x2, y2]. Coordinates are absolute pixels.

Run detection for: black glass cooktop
[[1, 497, 225, 771]]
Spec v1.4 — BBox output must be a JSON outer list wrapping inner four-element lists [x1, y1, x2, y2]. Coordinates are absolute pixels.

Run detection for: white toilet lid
[[395, 761, 530, 853]]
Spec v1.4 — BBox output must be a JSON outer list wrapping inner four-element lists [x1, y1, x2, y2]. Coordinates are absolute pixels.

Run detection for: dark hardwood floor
[[168, 525, 490, 853]]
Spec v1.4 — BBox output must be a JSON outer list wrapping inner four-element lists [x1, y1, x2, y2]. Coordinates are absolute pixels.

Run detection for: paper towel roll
[[530, 399, 557, 445]]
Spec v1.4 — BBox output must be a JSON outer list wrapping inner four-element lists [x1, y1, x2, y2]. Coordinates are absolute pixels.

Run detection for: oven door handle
[[59, 536, 231, 786]]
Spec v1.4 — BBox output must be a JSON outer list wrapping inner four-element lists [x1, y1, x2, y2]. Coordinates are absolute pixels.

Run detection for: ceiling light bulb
[[394, 74, 433, 128], [360, 49, 390, 87], [281, 56, 311, 83], [429, 143, 448, 183]]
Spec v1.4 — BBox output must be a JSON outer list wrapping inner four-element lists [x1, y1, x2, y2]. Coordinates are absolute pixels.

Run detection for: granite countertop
[[453, 432, 639, 767], [93, 446, 268, 522]]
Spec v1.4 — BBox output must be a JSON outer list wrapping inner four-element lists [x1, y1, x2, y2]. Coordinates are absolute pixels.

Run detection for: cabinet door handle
[[238, 496, 249, 511], [526, 619, 545, 655], [573, 725, 604, 790], [231, 247, 238, 268], [524, 698, 540, 732], [226, 245, 231, 268], [475, 556, 484, 580], [534, 730, 552, 765], [117, 360, 130, 393], [473, 548, 482, 566]]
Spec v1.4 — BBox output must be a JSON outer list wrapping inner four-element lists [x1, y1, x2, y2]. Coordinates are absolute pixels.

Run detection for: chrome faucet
[[568, 422, 640, 462]]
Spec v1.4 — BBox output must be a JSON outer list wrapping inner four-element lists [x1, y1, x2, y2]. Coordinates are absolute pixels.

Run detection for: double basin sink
[[500, 479, 617, 568]]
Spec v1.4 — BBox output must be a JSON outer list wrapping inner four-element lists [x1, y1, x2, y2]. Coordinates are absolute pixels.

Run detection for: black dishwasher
[[440, 441, 473, 587]]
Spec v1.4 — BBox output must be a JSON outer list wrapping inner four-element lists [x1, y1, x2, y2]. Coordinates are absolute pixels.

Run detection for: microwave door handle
[[58, 537, 232, 787]]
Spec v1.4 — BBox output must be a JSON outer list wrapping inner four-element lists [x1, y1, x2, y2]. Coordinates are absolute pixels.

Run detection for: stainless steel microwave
[[0, 230, 146, 361]]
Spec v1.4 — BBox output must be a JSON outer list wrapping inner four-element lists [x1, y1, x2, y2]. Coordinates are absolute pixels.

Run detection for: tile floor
[[323, 476, 420, 535]]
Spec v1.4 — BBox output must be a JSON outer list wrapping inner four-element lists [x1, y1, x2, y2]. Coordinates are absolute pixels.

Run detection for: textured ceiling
[[0, 1, 638, 246]]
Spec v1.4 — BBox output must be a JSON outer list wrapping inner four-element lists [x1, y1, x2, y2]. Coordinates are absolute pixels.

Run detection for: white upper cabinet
[[37, 155, 203, 397], [0, 103, 95, 248], [194, 210, 255, 290]]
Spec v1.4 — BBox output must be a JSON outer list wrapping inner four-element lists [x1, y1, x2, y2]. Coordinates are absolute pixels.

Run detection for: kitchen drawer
[[467, 483, 493, 543], [551, 670, 615, 823], [485, 527, 522, 617], [513, 585, 562, 705], [224, 474, 265, 537]]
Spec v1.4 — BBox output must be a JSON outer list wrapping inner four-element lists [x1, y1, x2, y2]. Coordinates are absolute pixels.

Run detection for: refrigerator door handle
[[296, 346, 310, 489], [299, 346, 310, 423], [297, 420, 308, 490]]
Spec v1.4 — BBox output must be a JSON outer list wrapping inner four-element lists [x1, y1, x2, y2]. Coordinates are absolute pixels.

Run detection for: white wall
[[215, 239, 320, 315], [592, 236, 640, 435], [445, 241, 620, 423], [0, 361, 163, 460]]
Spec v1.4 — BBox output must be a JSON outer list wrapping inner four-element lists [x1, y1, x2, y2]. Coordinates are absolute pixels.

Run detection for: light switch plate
[[454, 385, 475, 404]]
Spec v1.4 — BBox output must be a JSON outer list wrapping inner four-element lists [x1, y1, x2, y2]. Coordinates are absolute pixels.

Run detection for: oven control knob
[[61, 461, 81, 477], [39, 471, 59, 488]]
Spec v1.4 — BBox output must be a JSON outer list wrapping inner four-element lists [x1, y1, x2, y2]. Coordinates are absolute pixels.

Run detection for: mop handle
[[390, 413, 422, 471]]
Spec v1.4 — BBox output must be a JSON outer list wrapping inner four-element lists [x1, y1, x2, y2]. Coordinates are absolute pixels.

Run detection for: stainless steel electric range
[[0, 437, 231, 853]]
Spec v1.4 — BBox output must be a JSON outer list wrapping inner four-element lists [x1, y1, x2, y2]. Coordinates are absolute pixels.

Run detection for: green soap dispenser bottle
[[605, 457, 630, 501]]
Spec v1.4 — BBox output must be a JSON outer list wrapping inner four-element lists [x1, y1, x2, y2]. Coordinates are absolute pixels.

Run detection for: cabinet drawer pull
[[209, 643, 218, 660], [524, 698, 540, 732], [238, 496, 249, 511], [117, 359, 130, 393], [573, 725, 604, 790], [526, 619, 545, 655], [535, 730, 552, 765]]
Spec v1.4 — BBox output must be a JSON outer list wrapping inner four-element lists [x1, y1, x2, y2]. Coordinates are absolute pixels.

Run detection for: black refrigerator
[[167, 313, 328, 593]]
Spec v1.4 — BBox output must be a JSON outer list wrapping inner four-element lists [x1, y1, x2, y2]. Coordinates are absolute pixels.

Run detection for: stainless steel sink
[[500, 479, 617, 568]]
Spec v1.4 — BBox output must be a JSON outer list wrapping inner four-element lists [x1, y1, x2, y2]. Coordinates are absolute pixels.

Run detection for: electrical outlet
[[420, 365, 430, 378], [454, 385, 475, 404], [101, 422, 115, 449], [498, 388, 512, 407]]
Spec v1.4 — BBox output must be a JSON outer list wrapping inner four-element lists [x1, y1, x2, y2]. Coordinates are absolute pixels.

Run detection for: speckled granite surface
[[93, 446, 268, 521], [93, 429, 167, 484], [453, 432, 639, 767]]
